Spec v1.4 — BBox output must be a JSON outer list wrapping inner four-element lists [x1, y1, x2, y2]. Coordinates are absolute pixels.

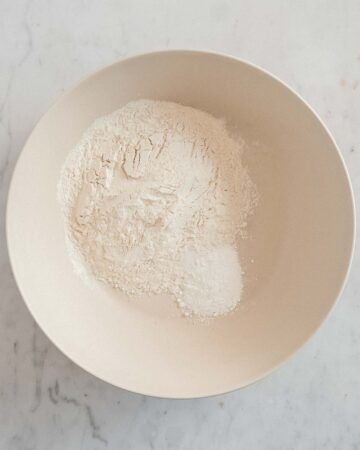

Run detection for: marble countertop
[[1, 1, 359, 449]]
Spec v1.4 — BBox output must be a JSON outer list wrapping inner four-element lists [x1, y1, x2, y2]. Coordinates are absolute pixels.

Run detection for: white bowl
[[7, 51, 355, 398]]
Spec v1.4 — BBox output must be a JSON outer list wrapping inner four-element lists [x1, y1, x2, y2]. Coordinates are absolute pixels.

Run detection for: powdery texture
[[58, 100, 257, 318]]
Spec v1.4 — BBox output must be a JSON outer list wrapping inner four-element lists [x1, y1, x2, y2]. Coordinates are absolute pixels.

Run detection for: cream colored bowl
[[7, 51, 355, 398]]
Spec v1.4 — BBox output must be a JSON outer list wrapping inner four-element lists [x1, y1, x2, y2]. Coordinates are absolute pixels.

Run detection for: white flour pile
[[58, 100, 257, 319]]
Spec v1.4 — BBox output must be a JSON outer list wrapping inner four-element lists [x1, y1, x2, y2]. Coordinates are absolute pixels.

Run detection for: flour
[[58, 100, 257, 318]]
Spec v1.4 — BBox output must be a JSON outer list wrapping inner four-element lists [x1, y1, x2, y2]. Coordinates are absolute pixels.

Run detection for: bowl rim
[[6, 49, 356, 399]]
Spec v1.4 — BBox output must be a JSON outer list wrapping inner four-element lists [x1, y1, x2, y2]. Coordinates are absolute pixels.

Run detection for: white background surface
[[1, 1, 359, 449]]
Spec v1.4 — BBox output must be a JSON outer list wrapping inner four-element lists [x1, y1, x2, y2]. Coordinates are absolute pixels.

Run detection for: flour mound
[[58, 100, 257, 318]]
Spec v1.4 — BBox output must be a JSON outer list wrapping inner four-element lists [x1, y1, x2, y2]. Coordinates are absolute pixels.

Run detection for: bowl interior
[[7, 51, 354, 398]]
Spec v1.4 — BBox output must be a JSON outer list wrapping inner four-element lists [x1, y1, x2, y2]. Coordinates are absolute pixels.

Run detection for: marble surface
[[1, 1, 359, 448]]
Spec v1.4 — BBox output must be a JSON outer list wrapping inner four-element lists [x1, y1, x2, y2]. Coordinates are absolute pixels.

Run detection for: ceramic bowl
[[7, 51, 355, 398]]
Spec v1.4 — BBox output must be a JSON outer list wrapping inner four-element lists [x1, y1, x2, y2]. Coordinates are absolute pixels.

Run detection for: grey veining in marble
[[1, 1, 359, 449]]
